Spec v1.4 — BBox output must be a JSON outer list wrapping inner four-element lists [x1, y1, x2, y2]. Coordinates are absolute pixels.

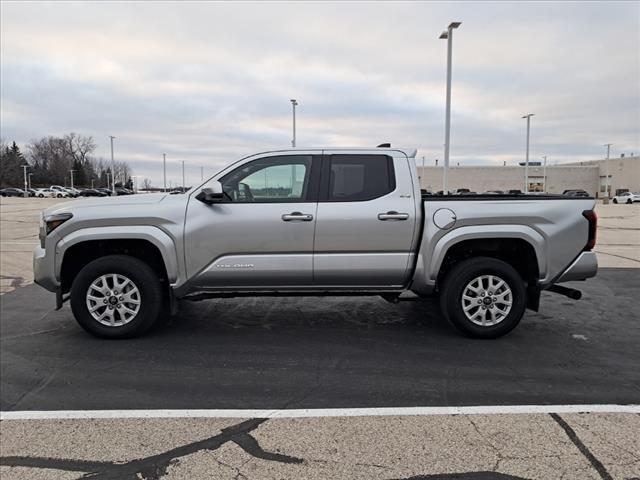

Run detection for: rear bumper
[[555, 251, 598, 283]]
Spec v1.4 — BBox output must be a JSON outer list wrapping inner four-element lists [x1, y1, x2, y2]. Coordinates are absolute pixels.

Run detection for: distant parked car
[[507, 189, 523, 194], [33, 188, 58, 198], [483, 190, 504, 195], [114, 187, 134, 196], [78, 188, 108, 197], [613, 191, 640, 204], [50, 186, 78, 198], [563, 189, 590, 197], [0, 188, 26, 197]]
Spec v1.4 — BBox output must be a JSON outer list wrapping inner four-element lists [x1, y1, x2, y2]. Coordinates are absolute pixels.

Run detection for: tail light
[[582, 210, 597, 251]]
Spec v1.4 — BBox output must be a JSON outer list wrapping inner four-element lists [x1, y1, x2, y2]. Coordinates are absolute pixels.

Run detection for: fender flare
[[427, 225, 546, 283], [55, 226, 180, 284]]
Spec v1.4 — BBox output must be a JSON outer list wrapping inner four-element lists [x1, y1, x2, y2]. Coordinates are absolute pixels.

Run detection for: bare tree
[[142, 178, 153, 190]]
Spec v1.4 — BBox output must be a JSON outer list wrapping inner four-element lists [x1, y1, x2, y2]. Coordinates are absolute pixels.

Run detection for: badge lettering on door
[[215, 264, 255, 269]]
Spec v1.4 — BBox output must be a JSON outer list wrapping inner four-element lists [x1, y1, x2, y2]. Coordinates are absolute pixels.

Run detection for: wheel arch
[[57, 226, 179, 293]]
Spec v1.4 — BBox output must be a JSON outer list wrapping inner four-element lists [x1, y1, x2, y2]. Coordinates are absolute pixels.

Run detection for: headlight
[[44, 212, 73, 235]]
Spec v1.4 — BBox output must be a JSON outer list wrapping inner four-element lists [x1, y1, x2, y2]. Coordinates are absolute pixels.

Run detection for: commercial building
[[416, 155, 639, 197]]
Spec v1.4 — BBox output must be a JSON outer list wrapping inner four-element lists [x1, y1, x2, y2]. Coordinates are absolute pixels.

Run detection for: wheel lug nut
[[109, 305, 114, 309], [481, 293, 485, 297], [103, 299, 108, 304], [477, 300, 482, 304], [119, 296, 124, 301], [114, 291, 118, 295], [493, 298, 497, 302]]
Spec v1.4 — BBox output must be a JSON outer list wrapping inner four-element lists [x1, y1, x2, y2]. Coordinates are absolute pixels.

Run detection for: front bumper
[[33, 245, 59, 292], [555, 251, 598, 283]]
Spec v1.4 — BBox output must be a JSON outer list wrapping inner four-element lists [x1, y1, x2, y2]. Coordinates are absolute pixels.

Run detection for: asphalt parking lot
[[1, 197, 639, 480]]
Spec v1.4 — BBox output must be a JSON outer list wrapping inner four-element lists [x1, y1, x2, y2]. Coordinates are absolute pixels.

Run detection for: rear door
[[313, 153, 417, 287]]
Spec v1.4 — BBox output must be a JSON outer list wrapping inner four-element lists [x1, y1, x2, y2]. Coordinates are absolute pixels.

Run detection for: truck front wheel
[[440, 257, 527, 339], [70, 255, 162, 338]]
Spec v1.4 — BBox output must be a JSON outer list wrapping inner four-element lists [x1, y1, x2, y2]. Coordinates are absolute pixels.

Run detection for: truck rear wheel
[[440, 257, 526, 339], [70, 254, 162, 338]]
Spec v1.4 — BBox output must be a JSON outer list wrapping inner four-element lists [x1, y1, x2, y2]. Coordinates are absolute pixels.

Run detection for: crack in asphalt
[[550, 413, 614, 480], [0, 418, 303, 480]]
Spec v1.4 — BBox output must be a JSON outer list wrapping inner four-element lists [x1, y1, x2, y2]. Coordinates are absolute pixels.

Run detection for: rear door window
[[322, 155, 395, 202]]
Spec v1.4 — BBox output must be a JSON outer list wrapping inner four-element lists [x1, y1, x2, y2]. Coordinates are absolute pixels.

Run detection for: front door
[[313, 153, 417, 287], [185, 154, 320, 288]]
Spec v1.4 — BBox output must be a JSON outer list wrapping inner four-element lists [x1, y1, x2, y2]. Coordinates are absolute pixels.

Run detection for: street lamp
[[21, 165, 29, 197], [439, 21, 461, 194], [522, 113, 534, 193], [290, 99, 298, 148], [109, 135, 116, 195], [181, 160, 186, 191], [27, 173, 33, 190], [69, 169, 76, 190], [541, 155, 547, 193], [603, 143, 613, 199], [163, 153, 167, 192]]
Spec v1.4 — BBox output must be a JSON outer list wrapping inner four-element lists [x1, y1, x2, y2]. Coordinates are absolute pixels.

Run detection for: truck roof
[[258, 147, 418, 158]]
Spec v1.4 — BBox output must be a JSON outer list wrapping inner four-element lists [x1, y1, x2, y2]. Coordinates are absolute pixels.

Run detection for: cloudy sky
[[1, 1, 639, 186]]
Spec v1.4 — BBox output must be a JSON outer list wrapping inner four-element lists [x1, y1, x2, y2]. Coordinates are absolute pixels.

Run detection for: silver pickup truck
[[34, 147, 598, 339]]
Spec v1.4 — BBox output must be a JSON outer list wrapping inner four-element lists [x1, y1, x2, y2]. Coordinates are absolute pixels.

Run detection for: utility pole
[[290, 99, 298, 148], [109, 136, 116, 195], [163, 153, 167, 192], [22, 165, 29, 197], [604, 143, 613, 199], [439, 21, 461, 194], [522, 113, 534, 193], [542, 155, 547, 193], [181, 160, 185, 191], [27, 173, 33, 189], [69, 169, 76, 189]]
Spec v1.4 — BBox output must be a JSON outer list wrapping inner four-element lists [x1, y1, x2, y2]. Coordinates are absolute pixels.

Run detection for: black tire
[[439, 257, 527, 339], [70, 255, 162, 338], [627, 199, 632, 204], [613, 199, 617, 204]]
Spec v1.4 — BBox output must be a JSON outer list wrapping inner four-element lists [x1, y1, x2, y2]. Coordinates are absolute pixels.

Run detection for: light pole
[[27, 173, 33, 189], [106, 172, 111, 190], [290, 99, 298, 148], [69, 169, 76, 190], [522, 113, 534, 193], [439, 21, 461, 194], [604, 143, 613, 199], [541, 155, 547, 193], [109, 135, 116, 195], [181, 160, 185, 191], [21, 165, 29, 197], [163, 153, 167, 192], [201, 166, 204, 182]]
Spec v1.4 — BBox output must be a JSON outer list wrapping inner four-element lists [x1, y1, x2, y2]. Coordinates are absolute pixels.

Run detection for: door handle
[[282, 212, 314, 221], [378, 211, 409, 221]]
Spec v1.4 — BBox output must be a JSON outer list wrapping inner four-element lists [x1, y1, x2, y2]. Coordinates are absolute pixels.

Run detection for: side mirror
[[196, 181, 225, 204]]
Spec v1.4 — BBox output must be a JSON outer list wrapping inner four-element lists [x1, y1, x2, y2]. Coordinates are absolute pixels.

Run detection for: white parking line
[[2, 404, 639, 420]]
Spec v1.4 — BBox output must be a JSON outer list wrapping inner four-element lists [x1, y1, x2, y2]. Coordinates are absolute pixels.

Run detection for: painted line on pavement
[[2, 404, 639, 420]]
